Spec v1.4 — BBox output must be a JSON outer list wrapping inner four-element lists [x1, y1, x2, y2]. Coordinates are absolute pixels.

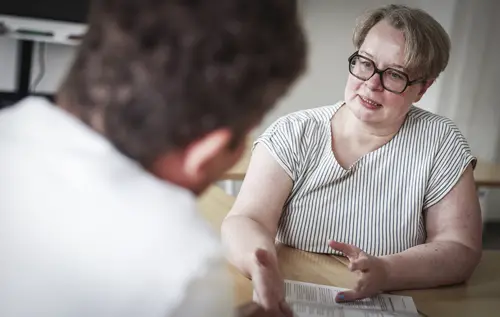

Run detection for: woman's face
[[344, 20, 432, 127]]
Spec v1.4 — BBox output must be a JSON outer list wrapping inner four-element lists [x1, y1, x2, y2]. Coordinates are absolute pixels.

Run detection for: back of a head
[[352, 4, 451, 80], [58, 0, 307, 166]]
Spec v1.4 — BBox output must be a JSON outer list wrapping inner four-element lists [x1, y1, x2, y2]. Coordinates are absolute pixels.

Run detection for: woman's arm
[[379, 164, 482, 291], [221, 143, 293, 277], [330, 164, 482, 302]]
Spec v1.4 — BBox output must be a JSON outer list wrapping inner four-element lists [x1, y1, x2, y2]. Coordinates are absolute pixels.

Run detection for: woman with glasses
[[221, 4, 482, 314]]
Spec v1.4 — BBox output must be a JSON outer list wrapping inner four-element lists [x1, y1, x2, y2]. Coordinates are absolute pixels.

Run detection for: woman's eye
[[389, 71, 404, 80]]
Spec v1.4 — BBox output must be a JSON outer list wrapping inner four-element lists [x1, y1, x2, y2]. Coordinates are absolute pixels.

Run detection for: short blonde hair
[[352, 4, 451, 79]]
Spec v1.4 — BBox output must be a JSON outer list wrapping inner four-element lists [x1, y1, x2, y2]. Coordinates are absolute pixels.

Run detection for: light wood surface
[[474, 160, 500, 187], [219, 141, 500, 188], [198, 185, 500, 317], [396, 251, 500, 316], [198, 185, 235, 233]]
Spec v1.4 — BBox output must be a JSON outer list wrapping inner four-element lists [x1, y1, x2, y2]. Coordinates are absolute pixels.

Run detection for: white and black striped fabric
[[255, 101, 476, 256]]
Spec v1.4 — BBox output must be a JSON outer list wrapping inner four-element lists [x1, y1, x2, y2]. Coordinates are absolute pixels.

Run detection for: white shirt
[[0, 97, 233, 317], [256, 101, 476, 256]]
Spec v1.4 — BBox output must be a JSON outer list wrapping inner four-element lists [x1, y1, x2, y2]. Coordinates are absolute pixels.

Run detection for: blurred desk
[[198, 185, 500, 317], [198, 185, 235, 233], [239, 246, 500, 317], [474, 160, 500, 188], [221, 140, 252, 181], [218, 140, 252, 195]]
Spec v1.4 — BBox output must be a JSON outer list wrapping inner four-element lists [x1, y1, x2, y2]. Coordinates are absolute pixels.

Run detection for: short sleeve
[[254, 116, 302, 181], [423, 124, 477, 209]]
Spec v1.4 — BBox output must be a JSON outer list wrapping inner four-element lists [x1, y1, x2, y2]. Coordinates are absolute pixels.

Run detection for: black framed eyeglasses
[[348, 51, 426, 94]]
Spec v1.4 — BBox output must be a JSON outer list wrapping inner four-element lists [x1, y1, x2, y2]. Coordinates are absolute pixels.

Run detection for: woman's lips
[[359, 95, 382, 109]]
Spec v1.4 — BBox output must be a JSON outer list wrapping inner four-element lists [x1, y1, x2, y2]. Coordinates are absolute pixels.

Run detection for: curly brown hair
[[58, 0, 307, 166]]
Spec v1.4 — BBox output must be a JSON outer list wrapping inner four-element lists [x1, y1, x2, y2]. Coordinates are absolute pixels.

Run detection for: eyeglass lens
[[349, 55, 409, 93]]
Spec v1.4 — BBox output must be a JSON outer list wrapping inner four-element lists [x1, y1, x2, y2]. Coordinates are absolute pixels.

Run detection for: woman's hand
[[250, 249, 293, 317], [328, 241, 390, 302]]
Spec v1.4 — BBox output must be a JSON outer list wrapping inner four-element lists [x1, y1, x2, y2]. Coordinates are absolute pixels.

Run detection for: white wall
[[429, 0, 500, 220], [466, 0, 500, 220], [0, 36, 21, 91]]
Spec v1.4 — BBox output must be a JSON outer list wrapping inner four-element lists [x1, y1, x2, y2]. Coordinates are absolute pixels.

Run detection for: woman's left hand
[[328, 240, 390, 302]]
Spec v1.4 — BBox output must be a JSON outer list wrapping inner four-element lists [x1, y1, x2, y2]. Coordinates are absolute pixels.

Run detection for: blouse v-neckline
[[326, 102, 412, 172]]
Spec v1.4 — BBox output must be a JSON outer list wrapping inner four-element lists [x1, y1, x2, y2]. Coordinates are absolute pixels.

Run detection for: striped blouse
[[255, 101, 476, 256]]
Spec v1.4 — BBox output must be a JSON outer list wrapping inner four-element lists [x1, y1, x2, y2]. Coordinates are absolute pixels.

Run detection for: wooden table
[[396, 251, 500, 316], [198, 185, 500, 317], [474, 160, 500, 188], [198, 185, 236, 233], [221, 140, 252, 181]]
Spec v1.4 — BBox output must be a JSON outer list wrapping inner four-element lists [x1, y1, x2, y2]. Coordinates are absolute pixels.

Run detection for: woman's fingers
[[328, 240, 362, 260], [349, 257, 370, 272]]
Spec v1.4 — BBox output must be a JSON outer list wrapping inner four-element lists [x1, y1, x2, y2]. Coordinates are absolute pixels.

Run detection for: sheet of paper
[[282, 280, 419, 317]]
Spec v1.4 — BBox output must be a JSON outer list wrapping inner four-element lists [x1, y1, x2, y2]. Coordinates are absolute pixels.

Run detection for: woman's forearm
[[379, 241, 481, 291], [221, 215, 277, 277]]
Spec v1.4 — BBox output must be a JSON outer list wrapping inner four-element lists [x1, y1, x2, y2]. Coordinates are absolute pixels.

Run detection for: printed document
[[267, 280, 419, 317]]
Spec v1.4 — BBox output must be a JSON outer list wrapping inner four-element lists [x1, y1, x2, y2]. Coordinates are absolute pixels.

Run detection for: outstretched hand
[[251, 248, 294, 317], [328, 240, 390, 302]]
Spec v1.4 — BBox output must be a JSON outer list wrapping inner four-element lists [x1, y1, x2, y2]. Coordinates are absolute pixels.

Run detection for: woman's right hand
[[251, 249, 294, 317]]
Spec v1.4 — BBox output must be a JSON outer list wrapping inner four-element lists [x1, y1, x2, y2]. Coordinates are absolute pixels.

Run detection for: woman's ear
[[414, 79, 435, 103]]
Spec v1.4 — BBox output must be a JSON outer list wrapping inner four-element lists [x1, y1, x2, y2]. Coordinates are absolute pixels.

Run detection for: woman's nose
[[365, 72, 384, 91]]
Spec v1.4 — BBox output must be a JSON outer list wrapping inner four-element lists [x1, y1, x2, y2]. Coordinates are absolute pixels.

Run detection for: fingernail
[[337, 293, 344, 301]]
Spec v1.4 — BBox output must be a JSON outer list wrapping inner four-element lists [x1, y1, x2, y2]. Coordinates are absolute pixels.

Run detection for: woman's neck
[[336, 106, 405, 147]]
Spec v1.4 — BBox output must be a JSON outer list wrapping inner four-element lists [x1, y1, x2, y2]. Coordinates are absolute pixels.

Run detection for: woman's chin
[[348, 102, 384, 124]]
